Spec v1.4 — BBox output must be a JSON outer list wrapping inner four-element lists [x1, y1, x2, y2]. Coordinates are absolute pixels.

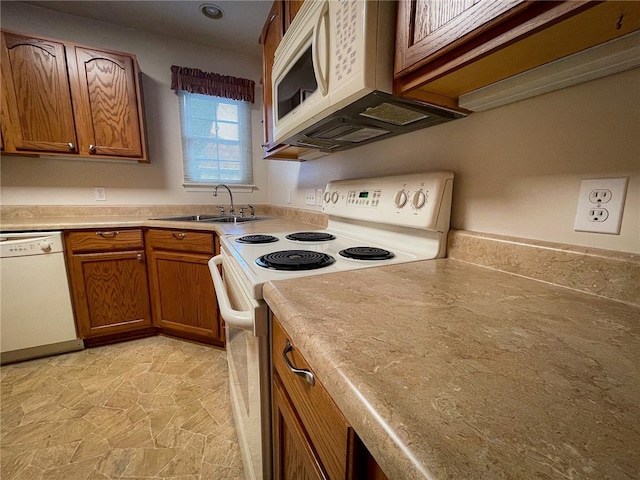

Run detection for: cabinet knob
[[88, 144, 96, 153], [172, 232, 187, 239], [68, 142, 75, 151], [137, 253, 143, 261]]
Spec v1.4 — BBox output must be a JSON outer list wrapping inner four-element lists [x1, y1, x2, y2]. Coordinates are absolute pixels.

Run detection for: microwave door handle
[[312, 0, 329, 96], [208, 255, 253, 331]]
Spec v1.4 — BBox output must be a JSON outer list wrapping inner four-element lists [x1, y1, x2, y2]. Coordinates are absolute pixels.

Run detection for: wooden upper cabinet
[[284, 0, 305, 31], [395, 0, 528, 77], [0, 29, 147, 161], [72, 47, 144, 158], [260, 1, 284, 152], [260, 1, 318, 161], [394, 1, 640, 108], [0, 31, 77, 154]]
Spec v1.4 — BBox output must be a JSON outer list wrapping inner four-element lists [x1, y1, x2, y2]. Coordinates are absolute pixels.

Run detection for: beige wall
[[0, 2, 269, 207], [269, 68, 640, 254], [2, 3, 638, 254]]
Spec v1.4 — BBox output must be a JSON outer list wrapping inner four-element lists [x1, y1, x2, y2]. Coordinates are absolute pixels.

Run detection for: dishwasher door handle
[[208, 255, 253, 331]]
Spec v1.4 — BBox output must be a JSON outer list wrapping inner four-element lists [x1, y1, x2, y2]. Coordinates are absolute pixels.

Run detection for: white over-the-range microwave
[[271, 0, 465, 156]]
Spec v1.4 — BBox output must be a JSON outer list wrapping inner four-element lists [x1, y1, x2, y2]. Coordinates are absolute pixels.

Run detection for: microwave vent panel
[[334, 127, 390, 143], [359, 103, 430, 126]]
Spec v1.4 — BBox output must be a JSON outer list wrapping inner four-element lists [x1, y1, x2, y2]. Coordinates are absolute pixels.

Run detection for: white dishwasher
[[0, 231, 83, 364]]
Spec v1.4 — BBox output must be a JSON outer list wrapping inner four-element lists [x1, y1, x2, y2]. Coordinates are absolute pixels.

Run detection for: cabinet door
[[72, 46, 143, 158], [147, 250, 221, 343], [69, 250, 152, 339], [260, 1, 284, 150], [395, 0, 527, 76], [273, 374, 328, 480], [0, 31, 77, 153]]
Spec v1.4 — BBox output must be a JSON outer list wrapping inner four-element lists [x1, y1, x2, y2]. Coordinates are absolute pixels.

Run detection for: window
[[178, 91, 253, 186], [170, 65, 255, 187]]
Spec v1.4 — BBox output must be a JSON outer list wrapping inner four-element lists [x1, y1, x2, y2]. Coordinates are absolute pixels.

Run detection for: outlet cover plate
[[94, 187, 107, 201], [305, 189, 316, 206], [574, 177, 628, 234]]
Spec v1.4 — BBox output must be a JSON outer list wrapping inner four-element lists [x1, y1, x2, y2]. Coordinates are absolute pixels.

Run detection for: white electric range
[[209, 171, 454, 480]]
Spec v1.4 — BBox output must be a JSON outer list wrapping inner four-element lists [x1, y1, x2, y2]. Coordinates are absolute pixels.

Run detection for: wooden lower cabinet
[[65, 229, 153, 344], [272, 316, 388, 480], [145, 229, 223, 346]]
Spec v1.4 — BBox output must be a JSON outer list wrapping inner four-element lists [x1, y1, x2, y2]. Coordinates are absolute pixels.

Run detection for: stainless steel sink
[[152, 214, 223, 222], [152, 214, 270, 223], [204, 216, 271, 223]]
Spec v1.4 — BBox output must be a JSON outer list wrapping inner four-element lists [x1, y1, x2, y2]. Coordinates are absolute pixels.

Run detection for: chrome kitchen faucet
[[213, 184, 234, 216]]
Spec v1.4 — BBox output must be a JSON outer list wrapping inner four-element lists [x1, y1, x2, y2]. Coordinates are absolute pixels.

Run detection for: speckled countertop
[[0, 204, 327, 235], [264, 257, 640, 479], [3, 207, 639, 478]]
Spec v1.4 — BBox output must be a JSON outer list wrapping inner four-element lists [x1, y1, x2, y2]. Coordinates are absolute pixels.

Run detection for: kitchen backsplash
[[0, 204, 327, 227], [448, 230, 640, 307]]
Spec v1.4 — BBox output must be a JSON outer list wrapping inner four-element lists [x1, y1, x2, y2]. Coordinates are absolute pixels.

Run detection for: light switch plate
[[574, 177, 628, 234]]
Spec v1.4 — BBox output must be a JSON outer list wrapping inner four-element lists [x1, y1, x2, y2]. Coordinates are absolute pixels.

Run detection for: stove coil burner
[[256, 250, 336, 271], [339, 247, 395, 261], [285, 231, 336, 242], [235, 234, 279, 244]]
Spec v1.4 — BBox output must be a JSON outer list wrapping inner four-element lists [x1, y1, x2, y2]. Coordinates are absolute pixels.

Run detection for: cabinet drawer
[[67, 229, 143, 252], [272, 317, 348, 480], [146, 229, 214, 253]]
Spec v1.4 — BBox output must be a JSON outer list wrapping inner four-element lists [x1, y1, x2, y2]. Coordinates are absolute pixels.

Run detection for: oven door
[[209, 255, 271, 480]]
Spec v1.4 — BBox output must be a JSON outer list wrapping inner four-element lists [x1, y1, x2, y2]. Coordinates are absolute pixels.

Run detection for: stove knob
[[323, 191, 332, 204], [331, 191, 339, 204], [394, 190, 408, 208], [39, 241, 52, 252], [412, 190, 427, 209]]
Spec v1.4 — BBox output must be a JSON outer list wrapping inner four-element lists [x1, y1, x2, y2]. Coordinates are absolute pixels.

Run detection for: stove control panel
[[322, 172, 453, 231], [346, 189, 382, 207]]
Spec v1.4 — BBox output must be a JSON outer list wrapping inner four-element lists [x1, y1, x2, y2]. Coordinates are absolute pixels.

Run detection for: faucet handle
[[239, 205, 255, 218], [215, 205, 225, 216]]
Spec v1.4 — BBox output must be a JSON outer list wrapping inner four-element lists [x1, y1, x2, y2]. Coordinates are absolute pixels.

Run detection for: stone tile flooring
[[0, 336, 244, 480]]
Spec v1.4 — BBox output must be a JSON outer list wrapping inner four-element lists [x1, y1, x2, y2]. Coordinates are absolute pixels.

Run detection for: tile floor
[[1, 336, 244, 480]]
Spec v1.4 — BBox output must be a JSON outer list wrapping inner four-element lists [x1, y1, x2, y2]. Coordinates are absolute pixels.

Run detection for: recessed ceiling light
[[200, 3, 224, 20]]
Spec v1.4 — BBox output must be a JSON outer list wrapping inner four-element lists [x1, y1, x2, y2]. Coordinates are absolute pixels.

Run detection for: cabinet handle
[[282, 339, 315, 386], [68, 142, 75, 151], [95, 231, 120, 237], [137, 253, 143, 261], [172, 232, 187, 239], [88, 144, 96, 153]]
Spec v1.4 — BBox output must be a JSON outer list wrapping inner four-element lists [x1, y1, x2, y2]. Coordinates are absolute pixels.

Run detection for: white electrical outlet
[[574, 177, 628, 234], [316, 189, 323, 206], [94, 187, 107, 201], [305, 189, 316, 206]]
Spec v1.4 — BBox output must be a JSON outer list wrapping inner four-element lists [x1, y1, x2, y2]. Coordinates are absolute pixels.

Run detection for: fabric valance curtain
[[170, 65, 255, 103]]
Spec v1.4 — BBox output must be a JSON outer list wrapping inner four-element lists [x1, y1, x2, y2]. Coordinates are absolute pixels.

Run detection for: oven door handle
[[208, 255, 253, 331]]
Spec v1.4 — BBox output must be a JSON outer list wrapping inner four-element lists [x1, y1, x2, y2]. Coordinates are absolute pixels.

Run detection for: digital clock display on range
[[358, 191, 369, 198]]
